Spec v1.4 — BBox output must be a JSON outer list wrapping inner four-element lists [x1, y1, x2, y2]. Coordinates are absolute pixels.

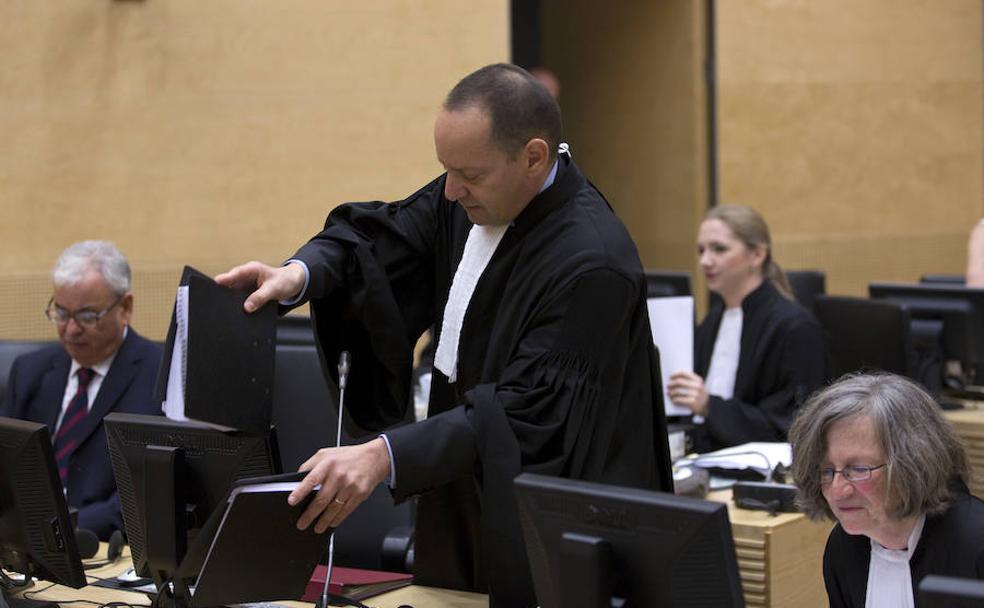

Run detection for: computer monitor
[[104, 413, 280, 606], [645, 270, 692, 298], [514, 473, 745, 608], [0, 417, 86, 594], [920, 274, 965, 285], [869, 282, 984, 388], [919, 574, 984, 607]]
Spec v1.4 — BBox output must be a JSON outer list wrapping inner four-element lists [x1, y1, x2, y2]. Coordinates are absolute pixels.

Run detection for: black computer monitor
[[920, 274, 966, 285], [919, 574, 984, 607], [869, 282, 984, 388], [645, 270, 692, 298], [514, 473, 745, 608], [0, 417, 86, 594], [104, 413, 280, 606]]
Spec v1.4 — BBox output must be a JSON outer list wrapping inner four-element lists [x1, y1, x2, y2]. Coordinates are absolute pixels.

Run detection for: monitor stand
[[142, 446, 191, 608], [559, 532, 623, 608]]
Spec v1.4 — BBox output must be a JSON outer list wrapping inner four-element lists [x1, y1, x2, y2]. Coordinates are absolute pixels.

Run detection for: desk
[[945, 405, 984, 501], [708, 490, 831, 608], [15, 502, 830, 608], [12, 546, 488, 608]]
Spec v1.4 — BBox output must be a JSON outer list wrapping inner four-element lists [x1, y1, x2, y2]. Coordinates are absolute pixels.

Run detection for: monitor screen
[[645, 270, 692, 298], [514, 473, 744, 608], [0, 416, 86, 589], [919, 574, 984, 608], [869, 282, 984, 386], [104, 413, 280, 582]]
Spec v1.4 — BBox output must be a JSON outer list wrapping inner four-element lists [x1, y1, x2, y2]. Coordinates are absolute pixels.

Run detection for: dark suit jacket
[[1, 329, 163, 539]]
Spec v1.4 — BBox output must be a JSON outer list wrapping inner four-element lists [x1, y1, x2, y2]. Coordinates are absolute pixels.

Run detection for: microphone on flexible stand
[[315, 351, 359, 608]]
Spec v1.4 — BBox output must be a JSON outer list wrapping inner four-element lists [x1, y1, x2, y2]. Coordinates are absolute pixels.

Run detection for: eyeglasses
[[820, 464, 886, 485], [45, 295, 124, 328]]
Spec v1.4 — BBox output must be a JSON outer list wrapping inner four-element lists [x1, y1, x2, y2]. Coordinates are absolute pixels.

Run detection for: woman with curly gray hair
[[789, 373, 984, 607]]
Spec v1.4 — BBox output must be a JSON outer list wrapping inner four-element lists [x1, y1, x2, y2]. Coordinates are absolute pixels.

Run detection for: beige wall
[[1, 1, 509, 340], [717, 0, 983, 297]]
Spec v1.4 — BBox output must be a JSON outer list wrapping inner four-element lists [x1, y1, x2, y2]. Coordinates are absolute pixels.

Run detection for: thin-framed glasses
[[45, 295, 124, 328], [820, 464, 886, 485]]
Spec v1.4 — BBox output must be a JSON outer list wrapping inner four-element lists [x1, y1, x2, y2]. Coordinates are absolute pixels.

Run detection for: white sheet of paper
[[162, 285, 189, 421], [647, 296, 694, 416]]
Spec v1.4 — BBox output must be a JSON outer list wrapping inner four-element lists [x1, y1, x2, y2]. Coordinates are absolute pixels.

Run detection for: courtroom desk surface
[[14, 543, 488, 608], [708, 489, 831, 608]]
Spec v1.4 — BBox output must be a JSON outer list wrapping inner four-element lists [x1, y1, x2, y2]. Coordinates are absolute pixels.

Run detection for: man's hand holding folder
[[215, 260, 307, 312], [288, 438, 392, 533]]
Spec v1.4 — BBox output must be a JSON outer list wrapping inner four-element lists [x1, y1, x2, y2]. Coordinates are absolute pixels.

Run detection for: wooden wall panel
[[0, 1, 509, 340], [540, 0, 708, 275], [717, 0, 983, 297]]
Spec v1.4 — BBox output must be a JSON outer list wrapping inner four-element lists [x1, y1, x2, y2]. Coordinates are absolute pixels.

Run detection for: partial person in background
[[667, 204, 827, 451], [529, 67, 561, 101], [790, 373, 984, 607], [1, 240, 163, 539], [965, 219, 984, 287]]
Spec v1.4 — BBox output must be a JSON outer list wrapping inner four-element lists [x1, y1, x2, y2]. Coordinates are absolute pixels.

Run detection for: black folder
[[181, 472, 329, 607], [154, 265, 277, 435]]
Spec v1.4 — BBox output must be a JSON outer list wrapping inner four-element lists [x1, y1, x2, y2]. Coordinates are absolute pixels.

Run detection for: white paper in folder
[[646, 296, 693, 417], [162, 285, 189, 421]]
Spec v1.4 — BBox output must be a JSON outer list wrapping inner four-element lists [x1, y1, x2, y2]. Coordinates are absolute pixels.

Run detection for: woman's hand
[[667, 371, 710, 416]]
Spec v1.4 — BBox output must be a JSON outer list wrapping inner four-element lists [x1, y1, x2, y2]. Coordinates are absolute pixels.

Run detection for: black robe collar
[[740, 279, 780, 314], [506, 152, 585, 240]]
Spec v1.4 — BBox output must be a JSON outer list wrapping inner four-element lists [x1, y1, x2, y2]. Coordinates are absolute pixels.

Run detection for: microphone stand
[[315, 352, 357, 608]]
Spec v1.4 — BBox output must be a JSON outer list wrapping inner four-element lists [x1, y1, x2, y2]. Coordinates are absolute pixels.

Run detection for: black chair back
[[276, 314, 317, 346], [785, 270, 826, 312], [0, 341, 57, 411], [813, 295, 913, 378]]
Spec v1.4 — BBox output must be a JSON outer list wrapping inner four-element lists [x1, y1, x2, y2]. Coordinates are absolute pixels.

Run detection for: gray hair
[[52, 240, 131, 295], [790, 373, 968, 521]]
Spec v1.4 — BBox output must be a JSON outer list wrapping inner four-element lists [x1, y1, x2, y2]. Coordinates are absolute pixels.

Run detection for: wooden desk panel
[[945, 405, 984, 501], [708, 490, 831, 608]]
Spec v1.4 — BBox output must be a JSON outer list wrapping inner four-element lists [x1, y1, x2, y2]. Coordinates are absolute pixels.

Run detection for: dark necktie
[[54, 367, 94, 483]]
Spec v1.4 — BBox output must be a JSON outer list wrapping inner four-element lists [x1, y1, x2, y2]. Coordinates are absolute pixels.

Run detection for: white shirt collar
[[538, 158, 559, 194]]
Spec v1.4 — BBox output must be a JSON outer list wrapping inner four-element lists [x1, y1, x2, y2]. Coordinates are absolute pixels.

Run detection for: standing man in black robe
[[217, 63, 672, 607]]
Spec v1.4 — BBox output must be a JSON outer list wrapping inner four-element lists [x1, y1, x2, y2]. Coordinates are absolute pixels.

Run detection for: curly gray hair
[[789, 373, 968, 521]]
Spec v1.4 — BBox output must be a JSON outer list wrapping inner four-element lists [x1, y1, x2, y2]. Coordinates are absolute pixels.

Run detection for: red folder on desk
[[303, 565, 413, 602]]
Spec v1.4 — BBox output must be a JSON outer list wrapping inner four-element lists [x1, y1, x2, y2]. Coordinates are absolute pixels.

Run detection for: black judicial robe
[[694, 280, 827, 452], [823, 482, 984, 607], [290, 154, 673, 606]]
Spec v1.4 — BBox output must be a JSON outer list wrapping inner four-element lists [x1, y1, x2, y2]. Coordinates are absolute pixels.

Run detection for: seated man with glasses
[[789, 373, 984, 607], [1, 240, 163, 540]]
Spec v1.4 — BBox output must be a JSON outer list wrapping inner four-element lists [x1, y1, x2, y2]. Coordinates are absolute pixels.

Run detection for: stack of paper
[[690, 442, 792, 478]]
